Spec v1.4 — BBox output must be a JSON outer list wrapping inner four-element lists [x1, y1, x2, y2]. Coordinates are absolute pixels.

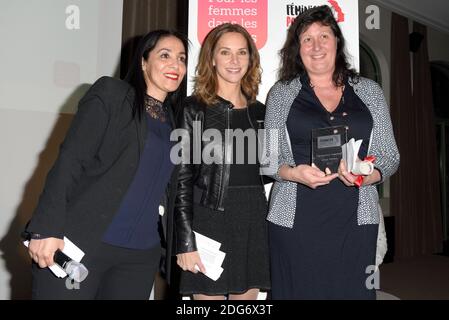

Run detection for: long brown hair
[[194, 23, 261, 105]]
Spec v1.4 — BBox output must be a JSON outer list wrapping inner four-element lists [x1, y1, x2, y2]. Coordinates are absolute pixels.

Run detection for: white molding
[[372, 0, 449, 34]]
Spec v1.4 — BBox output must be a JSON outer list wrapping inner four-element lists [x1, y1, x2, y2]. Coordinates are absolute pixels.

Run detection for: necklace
[[144, 95, 167, 122]]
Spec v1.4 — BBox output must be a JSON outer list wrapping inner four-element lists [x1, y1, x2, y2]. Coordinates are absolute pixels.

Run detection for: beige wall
[[0, 0, 123, 299], [359, 0, 392, 103]]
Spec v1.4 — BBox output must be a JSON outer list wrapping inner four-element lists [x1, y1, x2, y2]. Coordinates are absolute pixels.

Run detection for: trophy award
[[311, 125, 348, 173]]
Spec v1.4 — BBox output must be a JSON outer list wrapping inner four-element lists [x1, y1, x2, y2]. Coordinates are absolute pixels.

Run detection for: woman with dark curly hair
[[264, 6, 399, 299], [174, 23, 270, 300]]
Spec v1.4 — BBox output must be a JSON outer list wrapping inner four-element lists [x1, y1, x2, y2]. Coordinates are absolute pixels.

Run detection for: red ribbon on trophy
[[352, 155, 376, 187]]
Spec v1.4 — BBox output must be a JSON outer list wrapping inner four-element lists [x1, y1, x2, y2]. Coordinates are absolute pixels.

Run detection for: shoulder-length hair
[[278, 5, 357, 86], [125, 29, 189, 120], [194, 23, 261, 105]]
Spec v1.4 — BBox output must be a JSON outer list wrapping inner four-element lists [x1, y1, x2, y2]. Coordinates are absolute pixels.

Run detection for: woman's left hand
[[337, 160, 357, 187], [338, 159, 381, 187]]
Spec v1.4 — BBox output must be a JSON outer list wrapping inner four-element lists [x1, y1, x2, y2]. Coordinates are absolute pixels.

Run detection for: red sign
[[198, 0, 268, 49], [328, 0, 345, 22]]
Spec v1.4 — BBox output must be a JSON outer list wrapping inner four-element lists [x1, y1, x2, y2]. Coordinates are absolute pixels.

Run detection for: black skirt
[[179, 185, 271, 295]]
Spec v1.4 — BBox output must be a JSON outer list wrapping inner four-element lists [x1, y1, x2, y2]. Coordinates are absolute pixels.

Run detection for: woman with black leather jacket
[[173, 23, 270, 300]]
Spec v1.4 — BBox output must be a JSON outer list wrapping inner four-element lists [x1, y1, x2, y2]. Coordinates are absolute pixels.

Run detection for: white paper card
[[23, 236, 85, 278], [193, 231, 226, 281], [342, 138, 373, 175]]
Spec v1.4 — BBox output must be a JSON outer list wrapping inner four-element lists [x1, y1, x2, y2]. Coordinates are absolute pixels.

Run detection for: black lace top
[[145, 94, 167, 122]]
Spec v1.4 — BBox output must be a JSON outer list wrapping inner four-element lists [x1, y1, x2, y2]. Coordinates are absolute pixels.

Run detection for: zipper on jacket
[[217, 104, 232, 210]]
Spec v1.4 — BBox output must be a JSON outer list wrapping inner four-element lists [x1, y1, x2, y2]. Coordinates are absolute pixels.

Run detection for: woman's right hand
[[176, 251, 206, 274], [28, 237, 65, 268], [279, 164, 338, 188]]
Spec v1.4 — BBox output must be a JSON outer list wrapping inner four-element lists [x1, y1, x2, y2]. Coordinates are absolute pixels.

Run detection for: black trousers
[[31, 242, 160, 300]]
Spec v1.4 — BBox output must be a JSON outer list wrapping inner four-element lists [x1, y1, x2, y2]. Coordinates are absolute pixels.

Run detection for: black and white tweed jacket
[[264, 76, 400, 228]]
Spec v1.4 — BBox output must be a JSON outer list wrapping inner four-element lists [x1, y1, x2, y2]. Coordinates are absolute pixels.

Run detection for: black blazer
[[26, 77, 164, 257]]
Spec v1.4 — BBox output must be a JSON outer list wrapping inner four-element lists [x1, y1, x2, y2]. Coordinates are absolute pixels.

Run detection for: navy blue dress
[[269, 77, 378, 299]]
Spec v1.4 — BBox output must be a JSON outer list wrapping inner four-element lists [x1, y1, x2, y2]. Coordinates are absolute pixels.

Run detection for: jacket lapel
[[136, 111, 147, 157]]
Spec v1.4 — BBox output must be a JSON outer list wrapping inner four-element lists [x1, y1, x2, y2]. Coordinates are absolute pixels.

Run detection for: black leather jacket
[[174, 95, 266, 254]]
